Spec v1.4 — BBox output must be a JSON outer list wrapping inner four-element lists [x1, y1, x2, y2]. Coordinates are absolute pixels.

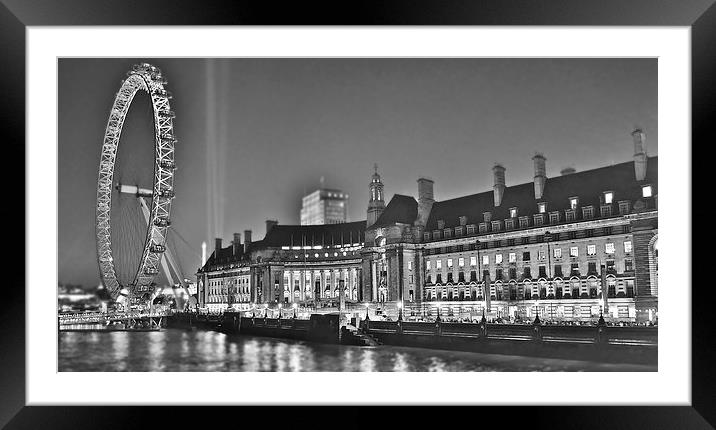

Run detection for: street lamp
[[364, 302, 370, 321], [278, 303, 282, 319], [397, 300, 403, 321], [292, 302, 298, 319], [264, 303, 269, 318]]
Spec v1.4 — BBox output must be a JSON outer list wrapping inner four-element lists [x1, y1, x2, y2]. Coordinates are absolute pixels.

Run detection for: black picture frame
[[3, 0, 711, 428]]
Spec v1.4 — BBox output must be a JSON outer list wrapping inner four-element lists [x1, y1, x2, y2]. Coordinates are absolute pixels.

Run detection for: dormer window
[[519, 216, 530, 229], [533, 213, 545, 226], [423, 232, 431, 241], [466, 225, 476, 235], [569, 197, 579, 210], [509, 207, 518, 218], [604, 191, 614, 204], [437, 219, 445, 229], [565, 209, 575, 222], [483, 212, 492, 223], [455, 226, 464, 236], [479, 222, 488, 233], [549, 211, 560, 224], [459, 216, 468, 226], [642, 185, 653, 198], [491, 220, 502, 231], [618, 201, 631, 215], [582, 206, 594, 219], [443, 228, 452, 238], [505, 219, 515, 230], [600, 205, 612, 217], [537, 202, 547, 213]]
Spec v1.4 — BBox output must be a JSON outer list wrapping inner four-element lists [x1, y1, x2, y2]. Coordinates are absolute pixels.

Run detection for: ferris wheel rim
[[95, 63, 177, 301]]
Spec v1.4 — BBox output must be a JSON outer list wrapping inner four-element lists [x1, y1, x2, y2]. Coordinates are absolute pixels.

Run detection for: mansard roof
[[371, 194, 418, 229], [260, 221, 367, 248], [425, 156, 658, 231], [201, 221, 367, 271]]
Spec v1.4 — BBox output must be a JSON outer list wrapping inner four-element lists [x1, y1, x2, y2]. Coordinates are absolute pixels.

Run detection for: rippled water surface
[[59, 329, 655, 372]]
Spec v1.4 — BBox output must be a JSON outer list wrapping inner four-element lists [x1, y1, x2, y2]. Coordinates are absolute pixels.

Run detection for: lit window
[[508, 252, 516, 263], [510, 208, 518, 218], [604, 191, 614, 204], [570, 246, 579, 257], [436, 260, 442, 269], [624, 241, 633, 253], [482, 255, 489, 265], [496, 254, 503, 264], [538, 250, 546, 260], [642, 185, 653, 197], [538, 202, 547, 213], [447, 259, 453, 268], [427, 261, 431, 270], [569, 197, 579, 210], [554, 248, 562, 258], [408, 261, 413, 270], [605, 243, 615, 254], [470, 256, 477, 266], [458, 258, 465, 267], [587, 244, 596, 256]]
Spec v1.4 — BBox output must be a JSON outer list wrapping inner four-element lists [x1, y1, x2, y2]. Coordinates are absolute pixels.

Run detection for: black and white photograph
[[4, 3, 708, 424], [57, 57, 659, 373]]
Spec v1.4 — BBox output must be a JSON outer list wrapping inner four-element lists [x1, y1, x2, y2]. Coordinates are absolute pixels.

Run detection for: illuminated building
[[197, 220, 365, 313], [198, 129, 657, 323], [362, 129, 658, 323], [300, 188, 349, 225]]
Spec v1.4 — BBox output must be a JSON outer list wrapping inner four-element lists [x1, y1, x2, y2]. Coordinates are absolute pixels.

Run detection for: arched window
[[607, 275, 617, 298], [587, 276, 598, 298], [554, 278, 563, 299], [570, 277, 581, 298]]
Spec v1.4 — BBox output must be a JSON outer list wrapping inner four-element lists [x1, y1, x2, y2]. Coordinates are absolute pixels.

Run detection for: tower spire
[[367, 163, 386, 228]]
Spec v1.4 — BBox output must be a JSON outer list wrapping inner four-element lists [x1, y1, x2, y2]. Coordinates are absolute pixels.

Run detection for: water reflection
[[58, 329, 656, 372]]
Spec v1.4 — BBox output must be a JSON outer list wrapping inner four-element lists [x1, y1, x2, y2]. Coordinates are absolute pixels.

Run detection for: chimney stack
[[265, 220, 278, 236], [244, 230, 252, 253], [533, 153, 547, 200], [214, 238, 222, 260], [632, 128, 647, 181], [560, 167, 576, 176], [232, 233, 241, 256], [492, 164, 506, 207], [415, 177, 435, 227]]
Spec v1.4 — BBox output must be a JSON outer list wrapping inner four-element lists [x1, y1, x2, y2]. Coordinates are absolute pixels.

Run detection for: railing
[[363, 319, 657, 346], [58, 310, 168, 325]]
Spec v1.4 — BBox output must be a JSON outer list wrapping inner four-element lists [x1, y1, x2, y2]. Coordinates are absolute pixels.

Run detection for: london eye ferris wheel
[[95, 63, 179, 308]]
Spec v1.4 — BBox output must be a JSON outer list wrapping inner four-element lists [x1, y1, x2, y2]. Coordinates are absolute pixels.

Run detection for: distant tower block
[[300, 179, 349, 225], [367, 163, 386, 227]]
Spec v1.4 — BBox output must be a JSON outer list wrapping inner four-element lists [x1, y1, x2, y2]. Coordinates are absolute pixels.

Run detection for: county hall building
[[197, 129, 658, 323]]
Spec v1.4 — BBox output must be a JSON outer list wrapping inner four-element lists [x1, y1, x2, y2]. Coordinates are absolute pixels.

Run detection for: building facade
[[198, 129, 658, 323], [300, 188, 349, 225], [197, 220, 366, 313]]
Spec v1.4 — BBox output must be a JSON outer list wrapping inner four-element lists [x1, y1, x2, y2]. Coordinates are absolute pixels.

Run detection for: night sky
[[58, 58, 657, 288]]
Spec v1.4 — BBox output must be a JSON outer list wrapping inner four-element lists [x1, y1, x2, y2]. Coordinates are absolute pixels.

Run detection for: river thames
[[59, 329, 655, 372]]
